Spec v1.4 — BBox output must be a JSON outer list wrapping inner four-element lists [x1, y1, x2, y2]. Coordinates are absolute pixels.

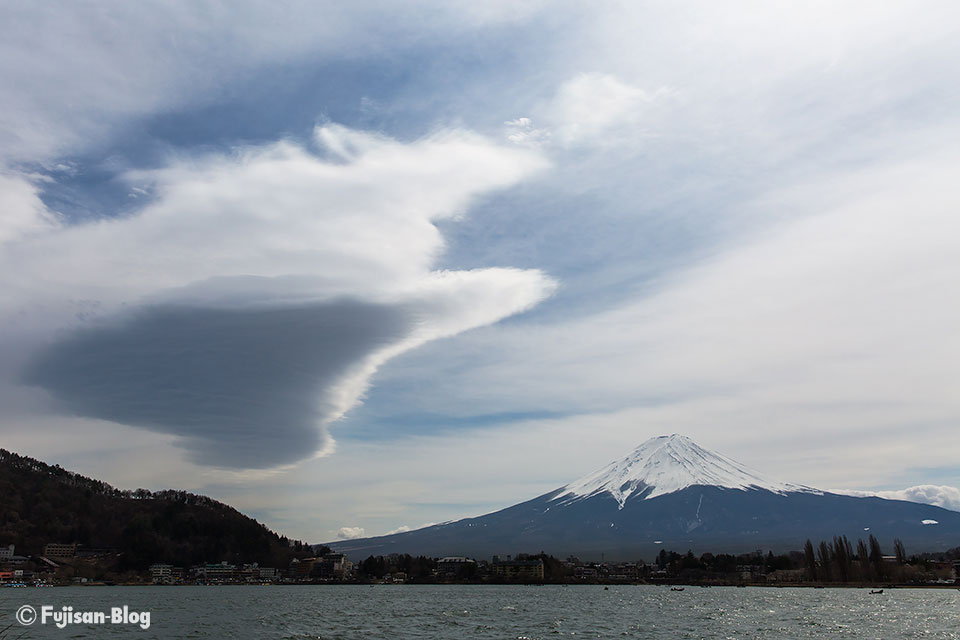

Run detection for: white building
[[150, 563, 173, 584]]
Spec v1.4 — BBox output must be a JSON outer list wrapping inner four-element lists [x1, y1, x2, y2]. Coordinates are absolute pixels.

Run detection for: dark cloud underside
[[22, 300, 412, 468]]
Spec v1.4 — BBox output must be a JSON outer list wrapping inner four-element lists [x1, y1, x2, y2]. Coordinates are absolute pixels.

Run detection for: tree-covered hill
[[0, 448, 311, 569]]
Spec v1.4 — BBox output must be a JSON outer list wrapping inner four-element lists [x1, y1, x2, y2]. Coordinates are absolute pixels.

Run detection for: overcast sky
[[2, 1, 959, 542]]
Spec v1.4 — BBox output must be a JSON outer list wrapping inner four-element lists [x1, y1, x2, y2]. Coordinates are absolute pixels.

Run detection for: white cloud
[[835, 486, 960, 513], [1, 124, 554, 468], [0, 173, 59, 244], [5, 125, 548, 308], [549, 73, 673, 147], [336, 527, 366, 540], [504, 74, 673, 150], [385, 525, 411, 535], [504, 117, 550, 147]]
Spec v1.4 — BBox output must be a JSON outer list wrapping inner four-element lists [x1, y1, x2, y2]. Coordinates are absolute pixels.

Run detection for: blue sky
[[2, 1, 960, 541]]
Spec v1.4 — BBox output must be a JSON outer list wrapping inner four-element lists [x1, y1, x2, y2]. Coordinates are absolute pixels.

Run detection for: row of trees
[[359, 554, 438, 579], [356, 552, 570, 582], [802, 534, 905, 582], [655, 548, 796, 574], [358, 538, 947, 584], [643, 535, 953, 585]]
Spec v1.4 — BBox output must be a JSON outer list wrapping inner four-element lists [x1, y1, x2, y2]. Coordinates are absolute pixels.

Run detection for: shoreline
[[13, 581, 958, 590]]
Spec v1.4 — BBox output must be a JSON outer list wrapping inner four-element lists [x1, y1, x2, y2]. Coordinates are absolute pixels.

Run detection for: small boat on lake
[[869, 589, 884, 594], [671, 587, 684, 591]]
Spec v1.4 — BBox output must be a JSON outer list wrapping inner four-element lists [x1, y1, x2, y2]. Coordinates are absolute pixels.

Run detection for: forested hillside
[[0, 448, 311, 569]]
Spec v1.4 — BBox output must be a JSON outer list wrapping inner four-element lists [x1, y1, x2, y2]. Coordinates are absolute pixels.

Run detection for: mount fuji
[[327, 435, 960, 560]]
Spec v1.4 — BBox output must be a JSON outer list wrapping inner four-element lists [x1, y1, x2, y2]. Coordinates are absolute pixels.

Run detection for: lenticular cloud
[[8, 124, 555, 468]]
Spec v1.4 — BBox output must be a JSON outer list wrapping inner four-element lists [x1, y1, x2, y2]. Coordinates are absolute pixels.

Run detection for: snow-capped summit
[[553, 434, 819, 508]]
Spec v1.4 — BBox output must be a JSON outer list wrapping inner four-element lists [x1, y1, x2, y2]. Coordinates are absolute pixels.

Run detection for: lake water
[[3, 585, 958, 639]]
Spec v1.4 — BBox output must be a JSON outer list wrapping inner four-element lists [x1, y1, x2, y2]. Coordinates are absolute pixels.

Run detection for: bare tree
[[817, 540, 832, 582], [869, 534, 884, 580], [831, 536, 853, 582], [803, 539, 816, 582], [894, 539, 906, 565], [856, 538, 870, 581]]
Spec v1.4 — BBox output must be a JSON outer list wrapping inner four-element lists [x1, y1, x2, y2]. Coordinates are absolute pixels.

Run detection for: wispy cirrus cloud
[[0, 1, 547, 166]]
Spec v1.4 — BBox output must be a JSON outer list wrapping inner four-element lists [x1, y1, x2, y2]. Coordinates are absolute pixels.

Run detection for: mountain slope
[[0, 448, 311, 569], [329, 435, 960, 560]]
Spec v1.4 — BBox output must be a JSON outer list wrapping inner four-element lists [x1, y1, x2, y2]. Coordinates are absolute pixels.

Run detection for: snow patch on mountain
[[552, 434, 820, 509]]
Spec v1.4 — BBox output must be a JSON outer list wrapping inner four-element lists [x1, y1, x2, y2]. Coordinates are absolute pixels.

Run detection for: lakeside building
[[292, 556, 318, 578], [322, 553, 352, 579], [607, 563, 643, 581], [76, 547, 117, 559], [196, 562, 236, 583], [234, 563, 278, 582], [150, 563, 173, 584], [437, 556, 477, 579], [1, 568, 32, 582], [0, 544, 14, 560], [218, 563, 277, 582], [491, 556, 544, 581], [43, 542, 77, 558], [254, 566, 278, 581], [290, 554, 354, 580]]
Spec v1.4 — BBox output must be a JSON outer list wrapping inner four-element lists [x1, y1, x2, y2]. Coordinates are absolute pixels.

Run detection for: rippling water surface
[[3, 585, 959, 639]]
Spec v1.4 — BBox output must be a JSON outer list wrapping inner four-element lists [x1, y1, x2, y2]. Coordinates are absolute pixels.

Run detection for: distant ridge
[[329, 435, 960, 560]]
